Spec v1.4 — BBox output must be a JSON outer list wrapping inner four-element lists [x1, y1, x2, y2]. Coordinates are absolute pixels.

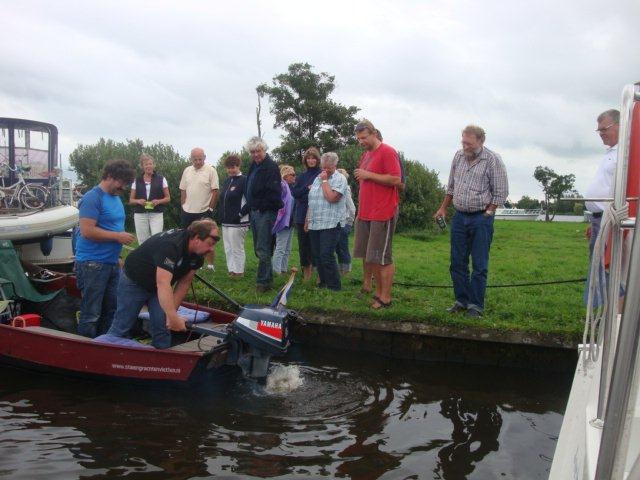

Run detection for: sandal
[[371, 295, 392, 309]]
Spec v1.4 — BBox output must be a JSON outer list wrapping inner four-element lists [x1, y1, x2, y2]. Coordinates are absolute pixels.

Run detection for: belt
[[458, 210, 485, 215], [592, 212, 603, 218]]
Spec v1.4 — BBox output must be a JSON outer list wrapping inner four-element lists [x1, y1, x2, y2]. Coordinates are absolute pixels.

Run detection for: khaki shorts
[[353, 214, 397, 265]]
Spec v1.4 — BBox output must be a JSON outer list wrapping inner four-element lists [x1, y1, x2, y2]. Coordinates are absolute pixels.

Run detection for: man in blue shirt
[[75, 159, 136, 338]]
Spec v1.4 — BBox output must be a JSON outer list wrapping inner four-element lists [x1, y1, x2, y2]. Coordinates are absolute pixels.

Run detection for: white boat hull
[[0, 205, 78, 241], [495, 208, 542, 221]]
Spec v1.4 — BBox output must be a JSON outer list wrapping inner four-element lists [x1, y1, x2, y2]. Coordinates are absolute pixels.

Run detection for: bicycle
[[0, 163, 49, 210]]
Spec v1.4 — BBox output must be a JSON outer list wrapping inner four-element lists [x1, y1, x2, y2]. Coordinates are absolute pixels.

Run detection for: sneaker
[[466, 308, 483, 318], [256, 284, 272, 293], [206, 264, 215, 271], [446, 302, 467, 314]]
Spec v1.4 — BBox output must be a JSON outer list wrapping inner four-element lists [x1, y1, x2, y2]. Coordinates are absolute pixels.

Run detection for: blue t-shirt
[[75, 186, 125, 263]]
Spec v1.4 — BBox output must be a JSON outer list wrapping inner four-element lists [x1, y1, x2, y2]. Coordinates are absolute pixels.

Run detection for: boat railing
[[588, 82, 640, 479]]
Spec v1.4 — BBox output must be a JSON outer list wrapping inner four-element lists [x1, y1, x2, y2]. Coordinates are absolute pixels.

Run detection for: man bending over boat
[[76, 159, 136, 338], [107, 219, 219, 348]]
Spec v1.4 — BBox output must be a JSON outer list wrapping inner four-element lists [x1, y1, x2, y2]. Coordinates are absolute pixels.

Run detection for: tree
[[257, 62, 360, 163], [533, 166, 576, 221], [515, 195, 541, 210], [69, 138, 189, 229]]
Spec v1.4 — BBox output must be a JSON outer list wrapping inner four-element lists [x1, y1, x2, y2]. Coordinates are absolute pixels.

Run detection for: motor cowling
[[227, 305, 293, 378]]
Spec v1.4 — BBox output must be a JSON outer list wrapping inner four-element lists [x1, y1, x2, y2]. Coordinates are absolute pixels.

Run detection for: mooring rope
[[391, 278, 587, 289], [582, 202, 628, 363]]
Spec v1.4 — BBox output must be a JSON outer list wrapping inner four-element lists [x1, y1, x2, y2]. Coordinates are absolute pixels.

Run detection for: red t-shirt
[[357, 143, 401, 221]]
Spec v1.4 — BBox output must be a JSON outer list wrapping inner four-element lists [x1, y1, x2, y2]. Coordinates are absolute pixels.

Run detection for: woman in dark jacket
[[129, 154, 170, 244], [290, 147, 322, 281], [219, 155, 249, 277]]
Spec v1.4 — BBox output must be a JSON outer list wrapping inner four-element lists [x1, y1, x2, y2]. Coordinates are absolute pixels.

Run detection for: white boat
[[494, 208, 542, 220], [0, 205, 78, 241], [549, 81, 640, 479]]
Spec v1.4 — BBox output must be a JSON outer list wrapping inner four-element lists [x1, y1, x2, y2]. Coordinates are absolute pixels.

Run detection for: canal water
[[0, 345, 571, 479]]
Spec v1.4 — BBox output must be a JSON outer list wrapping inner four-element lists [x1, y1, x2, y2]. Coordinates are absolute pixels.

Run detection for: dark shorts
[[353, 213, 397, 266], [181, 209, 212, 229]]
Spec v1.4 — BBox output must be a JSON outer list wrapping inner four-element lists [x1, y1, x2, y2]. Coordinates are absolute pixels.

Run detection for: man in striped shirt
[[434, 125, 508, 318]]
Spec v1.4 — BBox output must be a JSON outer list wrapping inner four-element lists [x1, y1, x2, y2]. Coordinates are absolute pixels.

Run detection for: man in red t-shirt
[[353, 120, 402, 309]]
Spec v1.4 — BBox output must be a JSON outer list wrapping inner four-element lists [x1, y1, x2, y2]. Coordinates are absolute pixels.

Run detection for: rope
[[582, 202, 628, 363], [392, 278, 586, 289]]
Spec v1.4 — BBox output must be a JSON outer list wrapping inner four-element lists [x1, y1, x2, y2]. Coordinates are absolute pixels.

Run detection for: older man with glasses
[[434, 125, 508, 318], [240, 137, 283, 292], [107, 219, 220, 349], [584, 109, 620, 258]]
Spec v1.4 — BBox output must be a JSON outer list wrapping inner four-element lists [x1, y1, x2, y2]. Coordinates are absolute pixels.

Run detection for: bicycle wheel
[[19, 184, 49, 210]]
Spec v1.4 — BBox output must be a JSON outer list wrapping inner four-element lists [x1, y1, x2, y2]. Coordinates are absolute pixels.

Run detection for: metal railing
[[594, 82, 640, 479]]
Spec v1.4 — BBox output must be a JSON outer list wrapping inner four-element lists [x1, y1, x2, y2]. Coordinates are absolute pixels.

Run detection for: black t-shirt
[[124, 229, 204, 292]]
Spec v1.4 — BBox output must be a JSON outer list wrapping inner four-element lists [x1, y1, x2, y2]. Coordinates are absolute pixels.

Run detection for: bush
[[69, 138, 189, 229]]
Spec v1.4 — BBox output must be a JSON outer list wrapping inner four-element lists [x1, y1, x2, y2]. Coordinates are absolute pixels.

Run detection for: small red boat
[[0, 276, 297, 386]]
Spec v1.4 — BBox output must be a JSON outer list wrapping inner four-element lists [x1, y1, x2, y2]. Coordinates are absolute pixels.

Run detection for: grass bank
[[187, 221, 588, 340]]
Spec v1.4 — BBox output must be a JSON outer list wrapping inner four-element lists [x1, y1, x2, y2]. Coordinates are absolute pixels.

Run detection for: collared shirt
[[585, 145, 618, 213], [179, 164, 219, 214], [307, 172, 348, 230], [446, 146, 509, 212]]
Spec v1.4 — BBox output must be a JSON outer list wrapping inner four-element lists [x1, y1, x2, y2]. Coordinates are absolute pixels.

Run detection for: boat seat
[[169, 335, 223, 352], [23, 325, 90, 341]]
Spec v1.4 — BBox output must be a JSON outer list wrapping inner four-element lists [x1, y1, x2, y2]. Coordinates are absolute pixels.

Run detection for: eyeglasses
[[596, 124, 615, 133], [209, 235, 220, 243]]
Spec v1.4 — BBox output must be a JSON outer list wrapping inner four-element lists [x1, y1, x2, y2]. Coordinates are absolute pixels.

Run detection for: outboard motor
[[226, 305, 294, 378]]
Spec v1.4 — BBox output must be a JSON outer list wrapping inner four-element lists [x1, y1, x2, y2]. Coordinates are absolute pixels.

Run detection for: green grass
[[183, 221, 589, 340]]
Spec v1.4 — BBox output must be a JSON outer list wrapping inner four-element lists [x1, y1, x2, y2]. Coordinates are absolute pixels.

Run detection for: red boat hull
[[0, 303, 238, 385]]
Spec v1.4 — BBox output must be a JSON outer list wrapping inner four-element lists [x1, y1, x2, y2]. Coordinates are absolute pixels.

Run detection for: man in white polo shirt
[[584, 109, 619, 258], [179, 147, 219, 269]]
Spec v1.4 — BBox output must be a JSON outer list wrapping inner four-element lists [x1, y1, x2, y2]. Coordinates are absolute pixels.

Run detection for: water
[[0, 345, 571, 479]]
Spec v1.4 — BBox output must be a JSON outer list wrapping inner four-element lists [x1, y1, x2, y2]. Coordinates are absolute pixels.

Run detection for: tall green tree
[[69, 138, 189, 229], [533, 166, 576, 221], [257, 62, 360, 163]]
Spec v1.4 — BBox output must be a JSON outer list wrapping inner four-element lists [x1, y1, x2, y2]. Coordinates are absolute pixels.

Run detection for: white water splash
[[265, 364, 303, 394]]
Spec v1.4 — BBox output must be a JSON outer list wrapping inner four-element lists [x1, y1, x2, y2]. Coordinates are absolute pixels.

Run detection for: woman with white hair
[[305, 152, 348, 291]]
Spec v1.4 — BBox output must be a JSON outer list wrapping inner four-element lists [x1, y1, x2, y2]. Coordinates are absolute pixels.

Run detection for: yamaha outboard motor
[[226, 305, 294, 378]]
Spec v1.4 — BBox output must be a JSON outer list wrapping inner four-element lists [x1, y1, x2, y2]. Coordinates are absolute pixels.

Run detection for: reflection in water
[[0, 346, 570, 479], [436, 398, 502, 478]]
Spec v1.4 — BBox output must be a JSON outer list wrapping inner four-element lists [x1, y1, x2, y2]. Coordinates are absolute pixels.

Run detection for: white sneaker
[[206, 264, 215, 271]]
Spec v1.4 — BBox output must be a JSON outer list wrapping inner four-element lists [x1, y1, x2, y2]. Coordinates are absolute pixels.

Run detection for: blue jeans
[[107, 272, 171, 349], [310, 226, 342, 291], [250, 209, 277, 287], [75, 261, 120, 338], [450, 212, 494, 312], [273, 226, 294, 273], [335, 223, 352, 272]]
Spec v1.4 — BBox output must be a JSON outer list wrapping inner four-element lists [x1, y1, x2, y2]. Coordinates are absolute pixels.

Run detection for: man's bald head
[[190, 148, 206, 169]]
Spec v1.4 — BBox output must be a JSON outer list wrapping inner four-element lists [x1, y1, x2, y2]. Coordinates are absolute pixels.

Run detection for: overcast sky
[[1, 0, 639, 200]]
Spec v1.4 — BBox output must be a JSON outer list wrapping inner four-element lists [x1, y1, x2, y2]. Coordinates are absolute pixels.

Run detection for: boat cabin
[[0, 117, 58, 188]]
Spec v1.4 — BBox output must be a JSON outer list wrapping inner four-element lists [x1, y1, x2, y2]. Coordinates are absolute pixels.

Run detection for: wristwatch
[[322, 179, 328, 183]]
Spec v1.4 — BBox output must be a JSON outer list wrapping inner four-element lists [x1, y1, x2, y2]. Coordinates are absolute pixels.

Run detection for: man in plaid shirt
[[434, 125, 508, 317]]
